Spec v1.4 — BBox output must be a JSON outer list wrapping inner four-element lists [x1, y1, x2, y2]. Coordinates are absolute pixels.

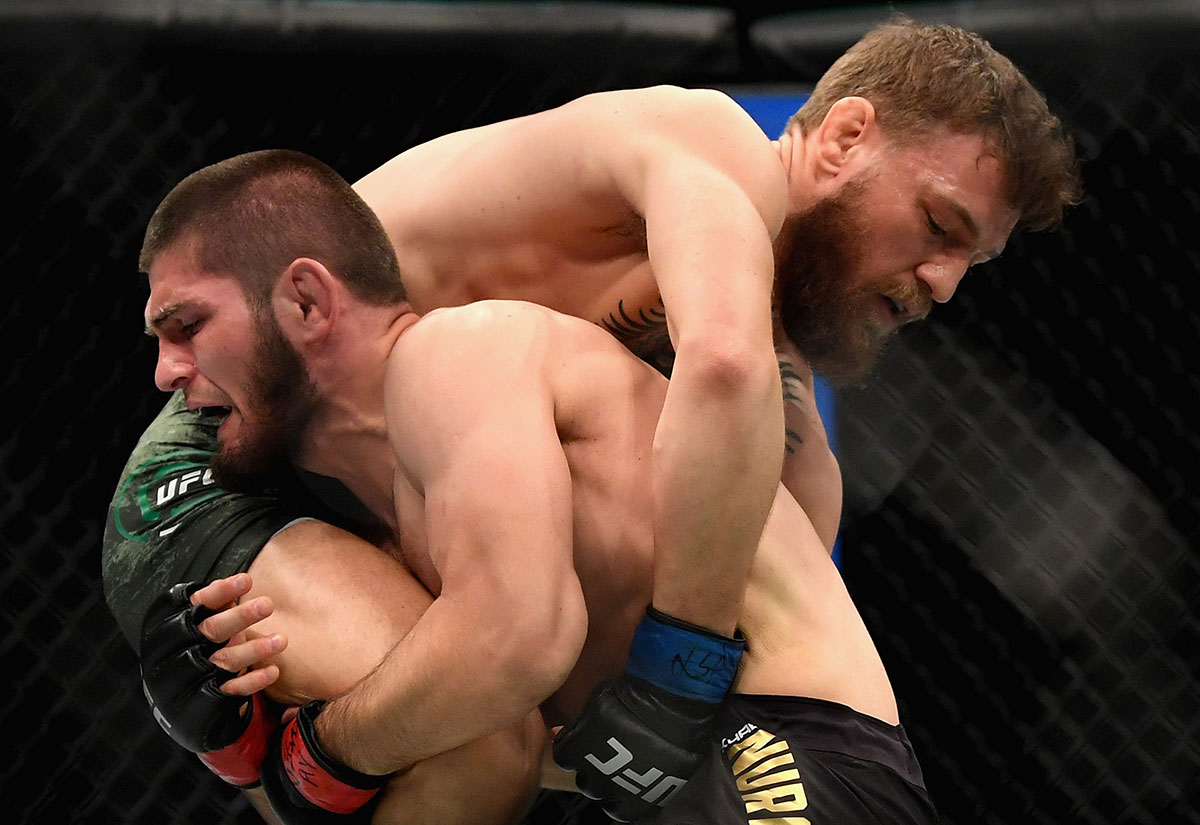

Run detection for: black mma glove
[[140, 581, 276, 787], [553, 606, 745, 822], [260, 700, 386, 825]]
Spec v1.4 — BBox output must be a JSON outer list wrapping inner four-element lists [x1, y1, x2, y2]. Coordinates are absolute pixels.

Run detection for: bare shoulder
[[389, 300, 659, 404], [561, 86, 754, 129], [383, 303, 561, 470], [548, 86, 786, 220], [394, 300, 565, 350], [387, 301, 600, 381], [551, 86, 769, 155]]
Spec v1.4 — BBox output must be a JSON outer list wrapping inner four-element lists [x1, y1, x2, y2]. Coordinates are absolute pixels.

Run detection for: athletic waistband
[[721, 694, 928, 790]]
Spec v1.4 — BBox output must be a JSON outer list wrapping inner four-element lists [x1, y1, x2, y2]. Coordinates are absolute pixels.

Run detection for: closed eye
[[925, 211, 946, 236], [170, 313, 207, 341]]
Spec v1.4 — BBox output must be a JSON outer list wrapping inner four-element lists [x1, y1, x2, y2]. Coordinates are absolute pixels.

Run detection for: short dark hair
[[140, 149, 406, 305], [790, 18, 1082, 231]]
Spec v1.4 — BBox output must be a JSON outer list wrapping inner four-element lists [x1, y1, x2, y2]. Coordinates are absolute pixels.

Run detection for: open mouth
[[197, 406, 232, 418], [883, 295, 906, 318]]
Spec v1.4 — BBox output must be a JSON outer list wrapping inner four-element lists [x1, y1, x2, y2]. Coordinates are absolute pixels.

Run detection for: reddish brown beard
[[210, 311, 317, 493], [775, 177, 896, 388]]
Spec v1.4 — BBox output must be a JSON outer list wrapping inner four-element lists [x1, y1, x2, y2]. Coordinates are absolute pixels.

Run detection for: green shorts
[[102, 392, 307, 648]]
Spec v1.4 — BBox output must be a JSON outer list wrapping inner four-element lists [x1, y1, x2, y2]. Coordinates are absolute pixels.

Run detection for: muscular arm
[[312, 305, 589, 777], [244, 521, 546, 824], [603, 88, 787, 634], [357, 87, 788, 636]]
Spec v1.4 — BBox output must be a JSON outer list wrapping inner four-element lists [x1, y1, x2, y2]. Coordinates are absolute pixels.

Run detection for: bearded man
[[108, 19, 1080, 824]]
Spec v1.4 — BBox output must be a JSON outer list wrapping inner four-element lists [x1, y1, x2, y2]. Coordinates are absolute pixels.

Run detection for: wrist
[[624, 606, 745, 703], [198, 693, 276, 787], [271, 700, 386, 815]]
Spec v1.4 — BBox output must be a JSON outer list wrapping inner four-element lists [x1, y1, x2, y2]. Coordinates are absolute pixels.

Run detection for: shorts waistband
[[720, 694, 928, 790]]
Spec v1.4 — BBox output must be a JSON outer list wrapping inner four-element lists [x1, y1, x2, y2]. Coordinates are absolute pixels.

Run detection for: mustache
[[881, 281, 934, 323]]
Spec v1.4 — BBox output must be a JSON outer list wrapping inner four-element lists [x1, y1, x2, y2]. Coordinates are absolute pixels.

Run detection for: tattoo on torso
[[601, 299, 675, 376]]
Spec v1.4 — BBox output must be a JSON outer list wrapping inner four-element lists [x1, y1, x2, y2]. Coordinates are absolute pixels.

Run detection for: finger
[[196, 596, 275, 643], [190, 573, 254, 610], [220, 665, 281, 697], [211, 632, 287, 674]]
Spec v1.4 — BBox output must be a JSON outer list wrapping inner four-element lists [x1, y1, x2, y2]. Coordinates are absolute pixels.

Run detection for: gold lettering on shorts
[[725, 727, 811, 824]]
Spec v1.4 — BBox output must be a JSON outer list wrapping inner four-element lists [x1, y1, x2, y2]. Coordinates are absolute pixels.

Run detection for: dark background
[[2, 1, 1196, 823]]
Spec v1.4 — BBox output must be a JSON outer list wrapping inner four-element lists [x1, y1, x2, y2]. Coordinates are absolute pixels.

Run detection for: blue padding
[[734, 90, 808, 139], [625, 612, 742, 703]]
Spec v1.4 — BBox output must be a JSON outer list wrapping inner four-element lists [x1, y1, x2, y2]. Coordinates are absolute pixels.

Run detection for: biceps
[[423, 430, 576, 594], [421, 435, 588, 676], [643, 169, 778, 333]]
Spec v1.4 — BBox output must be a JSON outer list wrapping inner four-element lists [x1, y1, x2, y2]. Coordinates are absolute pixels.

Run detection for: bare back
[[356, 86, 777, 364], [357, 86, 845, 547]]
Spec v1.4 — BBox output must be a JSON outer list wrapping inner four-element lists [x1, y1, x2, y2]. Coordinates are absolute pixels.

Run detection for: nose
[[154, 340, 195, 392], [916, 254, 971, 304]]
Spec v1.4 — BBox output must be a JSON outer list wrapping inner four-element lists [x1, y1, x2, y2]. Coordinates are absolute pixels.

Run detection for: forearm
[[371, 712, 547, 825], [650, 345, 784, 635], [639, 151, 787, 635], [315, 591, 582, 777], [262, 701, 547, 825]]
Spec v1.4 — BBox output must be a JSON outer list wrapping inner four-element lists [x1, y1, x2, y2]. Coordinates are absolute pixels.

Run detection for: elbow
[[675, 333, 781, 404], [529, 584, 589, 695], [495, 583, 589, 703]]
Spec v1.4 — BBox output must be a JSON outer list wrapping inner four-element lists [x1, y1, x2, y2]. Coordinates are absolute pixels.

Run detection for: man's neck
[[291, 307, 420, 531]]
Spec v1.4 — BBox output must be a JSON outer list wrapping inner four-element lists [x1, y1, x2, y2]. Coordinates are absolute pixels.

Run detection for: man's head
[[776, 18, 1082, 385], [141, 150, 406, 489]]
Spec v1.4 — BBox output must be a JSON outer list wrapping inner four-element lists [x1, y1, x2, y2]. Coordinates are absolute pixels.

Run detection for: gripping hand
[[553, 607, 745, 821], [140, 581, 275, 787], [260, 700, 386, 825]]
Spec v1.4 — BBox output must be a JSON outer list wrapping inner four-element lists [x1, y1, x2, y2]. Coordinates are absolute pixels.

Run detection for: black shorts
[[660, 695, 939, 825], [102, 392, 307, 648]]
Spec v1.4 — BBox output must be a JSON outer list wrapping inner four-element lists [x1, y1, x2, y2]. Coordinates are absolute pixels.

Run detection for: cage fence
[[1, 3, 1196, 824]]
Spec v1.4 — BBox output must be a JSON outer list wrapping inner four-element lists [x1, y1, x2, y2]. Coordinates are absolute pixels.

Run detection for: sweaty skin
[[142, 82, 1023, 819], [353, 88, 1014, 556], [357, 86, 792, 638], [353, 87, 1015, 561], [400, 302, 894, 726], [285, 300, 897, 778]]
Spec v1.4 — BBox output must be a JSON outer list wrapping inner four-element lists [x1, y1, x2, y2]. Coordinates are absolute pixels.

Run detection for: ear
[[812, 96, 877, 178], [273, 258, 338, 344]]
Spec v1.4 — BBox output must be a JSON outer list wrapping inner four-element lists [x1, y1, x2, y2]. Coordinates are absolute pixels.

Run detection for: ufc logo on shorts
[[584, 737, 687, 806]]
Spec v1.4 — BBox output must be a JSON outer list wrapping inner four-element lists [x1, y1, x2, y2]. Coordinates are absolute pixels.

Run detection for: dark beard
[[775, 178, 893, 388], [210, 313, 317, 493]]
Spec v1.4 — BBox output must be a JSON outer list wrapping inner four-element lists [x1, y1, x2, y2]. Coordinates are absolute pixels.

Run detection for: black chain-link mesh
[[3, 4, 1196, 825], [835, 47, 1200, 825]]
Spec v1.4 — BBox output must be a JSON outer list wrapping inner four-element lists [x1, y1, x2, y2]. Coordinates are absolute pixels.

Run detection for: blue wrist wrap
[[624, 607, 745, 703]]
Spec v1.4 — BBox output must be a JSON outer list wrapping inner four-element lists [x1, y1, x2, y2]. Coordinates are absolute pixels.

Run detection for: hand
[[260, 700, 386, 825], [139, 574, 286, 786], [552, 607, 745, 822]]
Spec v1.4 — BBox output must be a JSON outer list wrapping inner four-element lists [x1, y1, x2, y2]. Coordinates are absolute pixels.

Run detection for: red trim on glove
[[279, 716, 383, 814], [198, 693, 277, 788]]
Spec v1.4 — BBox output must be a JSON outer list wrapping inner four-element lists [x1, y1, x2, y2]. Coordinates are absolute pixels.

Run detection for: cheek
[[197, 342, 251, 396], [864, 211, 925, 274]]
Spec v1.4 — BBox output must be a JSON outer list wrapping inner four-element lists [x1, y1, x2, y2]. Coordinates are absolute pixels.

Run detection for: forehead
[[144, 243, 246, 326], [888, 129, 1019, 244]]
